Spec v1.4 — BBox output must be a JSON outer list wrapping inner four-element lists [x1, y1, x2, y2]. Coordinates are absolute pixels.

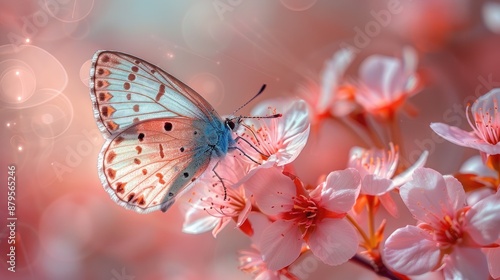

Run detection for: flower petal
[[212, 217, 231, 237], [320, 168, 361, 213], [379, 192, 399, 218], [182, 206, 220, 235], [383, 225, 440, 275], [359, 55, 405, 100], [320, 48, 355, 113], [430, 122, 500, 155], [361, 174, 394, 196], [256, 271, 281, 280], [244, 167, 295, 216], [485, 245, 500, 278], [459, 155, 497, 178], [400, 168, 465, 226], [260, 220, 302, 270], [308, 218, 358, 266], [246, 212, 273, 245], [443, 247, 489, 280], [249, 99, 311, 166], [392, 150, 428, 187], [236, 197, 252, 227], [465, 191, 500, 245]]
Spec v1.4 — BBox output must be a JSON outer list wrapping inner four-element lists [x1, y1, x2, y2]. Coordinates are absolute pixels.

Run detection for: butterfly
[[89, 50, 268, 214]]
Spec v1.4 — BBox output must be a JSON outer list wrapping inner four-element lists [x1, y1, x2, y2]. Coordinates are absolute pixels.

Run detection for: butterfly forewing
[[99, 118, 212, 213], [90, 50, 235, 213], [90, 50, 219, 137]]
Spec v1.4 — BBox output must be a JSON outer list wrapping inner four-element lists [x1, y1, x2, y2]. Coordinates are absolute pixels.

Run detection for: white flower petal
[[485, 245, 500, 278], [308, 218, 358, 266], [260, 220, 302, 270], [400, 168, 465, 226], [383, 226, 440, 275], [320, 168, 361, 213], [443, 247, 489, 280], [483, 2, 500, 34], [359, 55, 403, 100], [430, 122, 500, 155], [459, 155, 497, 178], [465, 191, 500, 245], [361, 175, 394, 195], [392, 150, 428, 187], [182, 206, 219, 234], [245, 167, 295, 216], [319, 48, 355, 113], [248, 99, 311, 166]]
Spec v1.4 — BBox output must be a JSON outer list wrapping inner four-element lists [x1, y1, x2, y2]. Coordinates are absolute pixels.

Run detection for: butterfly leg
[[211, 160, 227, 200], [227, 146, 264, 166], [233, 136, 269, 159]]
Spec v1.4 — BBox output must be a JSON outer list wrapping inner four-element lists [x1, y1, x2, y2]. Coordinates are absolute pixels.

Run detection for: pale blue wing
[[98, 117, 213, 213], [90, 50, 221, 138]]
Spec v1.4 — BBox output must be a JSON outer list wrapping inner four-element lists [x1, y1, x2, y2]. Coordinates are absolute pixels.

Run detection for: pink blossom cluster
[[182, 48, 500, 280]]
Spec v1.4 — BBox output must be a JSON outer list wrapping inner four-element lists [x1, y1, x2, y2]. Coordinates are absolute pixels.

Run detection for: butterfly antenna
[[232, 84, 267, 115]]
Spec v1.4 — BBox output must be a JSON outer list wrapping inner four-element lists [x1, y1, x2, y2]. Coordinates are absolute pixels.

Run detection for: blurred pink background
[[1, 0, 500, 279]]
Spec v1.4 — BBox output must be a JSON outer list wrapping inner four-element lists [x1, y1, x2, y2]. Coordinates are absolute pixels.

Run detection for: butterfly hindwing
[[89, 50, 239, 213], [99, 117, 213, 213], [90, 50, 219, 137]]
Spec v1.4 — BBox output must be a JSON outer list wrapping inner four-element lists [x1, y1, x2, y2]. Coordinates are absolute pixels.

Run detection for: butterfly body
[[90, 50, 237, 213]]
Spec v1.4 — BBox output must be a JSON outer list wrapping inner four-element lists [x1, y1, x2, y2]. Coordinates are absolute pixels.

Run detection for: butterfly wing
[[89, 50, 221, 138], [89, 50, 231, 213], [99, 117, 214, 213]]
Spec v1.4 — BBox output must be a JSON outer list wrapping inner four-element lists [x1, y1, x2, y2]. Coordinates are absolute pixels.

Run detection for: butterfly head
[[225, 116, 242, 131]]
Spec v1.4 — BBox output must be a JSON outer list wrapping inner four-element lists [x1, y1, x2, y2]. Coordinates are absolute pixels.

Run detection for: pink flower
[[348, 144, 427, 216], [239, 98, 310, 168], [318, 48, 356, 117], [354, 47, 419, 119], [459, 155, 498, 205], [431, 88, 500, 157], [485, 240, 500, 279], [238, 246, 298, 280], [181, 181, 251, 237], [383, 167, 500, 279], [246, 167, 361, 270], [182, 99, 310, 236], [221, 98, 310, 187], [299, 48, 356, 121]]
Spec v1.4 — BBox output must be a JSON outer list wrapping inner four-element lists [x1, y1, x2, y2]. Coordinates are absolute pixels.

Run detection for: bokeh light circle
[[10, 134, 27, 152], [38, 194, 96, 261], [79, 59, 91, 87], [0, 45, 68, 109], [182, 2, 232, 56], [63, 19, 91, 40], [30, 89, 74, 139], [0, 59, 37, 104], [280, 0, 317, 11], [189, 73, 225, 107], [42, 0, 95, 23]]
